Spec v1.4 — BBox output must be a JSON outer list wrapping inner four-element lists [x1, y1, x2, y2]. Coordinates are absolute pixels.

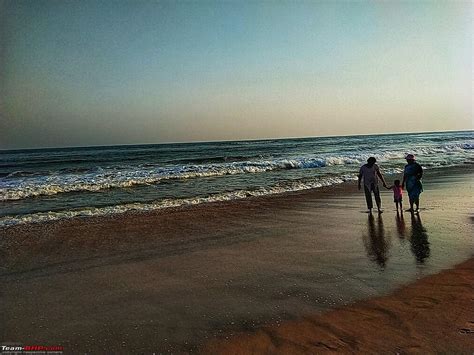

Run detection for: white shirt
[[359, 163, 380, 187]]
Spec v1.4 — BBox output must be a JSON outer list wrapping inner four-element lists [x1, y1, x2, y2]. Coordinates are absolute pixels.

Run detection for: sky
[[0, 0, 472, 149]]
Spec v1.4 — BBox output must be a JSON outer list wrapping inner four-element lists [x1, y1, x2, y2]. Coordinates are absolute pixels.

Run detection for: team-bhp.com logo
[[1, 345, 63, 354]]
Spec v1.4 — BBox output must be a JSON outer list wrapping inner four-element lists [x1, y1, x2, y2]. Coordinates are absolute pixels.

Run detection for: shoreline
[[5, 165, 472, 277], [1, 164, 471, 230], [201, 257, 474, 354], [1, 166, 472, 353]]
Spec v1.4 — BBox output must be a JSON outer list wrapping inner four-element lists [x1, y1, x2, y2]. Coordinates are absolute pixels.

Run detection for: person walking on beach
[[402, 154, 423, 213], [358, 157, 387, 214]]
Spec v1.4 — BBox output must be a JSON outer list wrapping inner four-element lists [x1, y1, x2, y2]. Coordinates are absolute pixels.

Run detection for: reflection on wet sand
[[410, 213, 430, 263], [395, 212, 407, 238], [362, 212, 430, 267], [363, 214, 391, 268]]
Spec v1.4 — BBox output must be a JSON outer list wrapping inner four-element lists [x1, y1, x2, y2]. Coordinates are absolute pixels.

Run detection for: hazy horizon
[[1, 0, 472, 149], [1, 128, 473, 152]]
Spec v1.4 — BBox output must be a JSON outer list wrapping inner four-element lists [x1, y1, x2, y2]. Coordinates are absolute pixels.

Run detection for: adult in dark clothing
[[402, 154, 423, 213]]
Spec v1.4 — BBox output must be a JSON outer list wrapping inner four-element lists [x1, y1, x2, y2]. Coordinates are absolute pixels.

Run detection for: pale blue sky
[[0, 0, 472, 149]]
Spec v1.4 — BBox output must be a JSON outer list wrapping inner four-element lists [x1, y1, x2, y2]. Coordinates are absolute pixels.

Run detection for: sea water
[[1, 131, 472, 227]]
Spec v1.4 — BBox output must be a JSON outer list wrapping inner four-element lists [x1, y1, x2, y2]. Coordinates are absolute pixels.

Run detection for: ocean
[[1, 131, 472, 227]]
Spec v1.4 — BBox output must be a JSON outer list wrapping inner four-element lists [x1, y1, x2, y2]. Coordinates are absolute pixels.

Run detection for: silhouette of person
[[363, 214, 390, 268], [358, 157, 388, 214], [402, 154, 423, 213], [409, 213, 430, 263]]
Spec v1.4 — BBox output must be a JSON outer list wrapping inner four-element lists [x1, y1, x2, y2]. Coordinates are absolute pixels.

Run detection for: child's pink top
[[392, 186, 403, 198]]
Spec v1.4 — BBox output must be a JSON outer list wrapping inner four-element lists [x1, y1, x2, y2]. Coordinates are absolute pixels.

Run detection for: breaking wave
[[0, 175, 358, 227], [0, 133, 472, 228], [0, 156, 364, 201], [1, 141, 472, 202]]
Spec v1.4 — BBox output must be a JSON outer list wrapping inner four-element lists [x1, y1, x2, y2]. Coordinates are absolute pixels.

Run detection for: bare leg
[[414, 198, 420, 212], [374, 185, 382, 213], [364, 185, 373, 212]]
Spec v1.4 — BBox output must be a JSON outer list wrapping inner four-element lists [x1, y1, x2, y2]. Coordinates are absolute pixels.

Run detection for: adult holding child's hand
[[402, 154, 423, 213], [358, 157, 387, 214]]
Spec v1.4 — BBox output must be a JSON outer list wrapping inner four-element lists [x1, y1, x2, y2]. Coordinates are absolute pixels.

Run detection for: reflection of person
[[358, 157, 387, 214], [395, 212, 406, 238], [363, 214, 390, 268], [402, 154, 423, 213], [386, 179, 403, 212], [410, 213, 430, 263]]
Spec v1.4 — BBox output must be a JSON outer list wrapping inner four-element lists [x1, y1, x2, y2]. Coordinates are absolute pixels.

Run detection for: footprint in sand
[[404, 296, 439, 309], [458, 321, 474, 334]]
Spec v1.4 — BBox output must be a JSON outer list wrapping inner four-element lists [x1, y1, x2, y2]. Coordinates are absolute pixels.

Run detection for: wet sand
[[202, 257, 474, 354], [1, 167, 472, 353]]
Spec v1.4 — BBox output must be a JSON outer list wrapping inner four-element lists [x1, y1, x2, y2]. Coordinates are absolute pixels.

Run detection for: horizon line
[[1, 128, 472, 152]]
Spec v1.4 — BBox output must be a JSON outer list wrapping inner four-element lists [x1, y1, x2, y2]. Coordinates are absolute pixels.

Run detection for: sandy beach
[[202, 257, 474, 354], [1, 167, 472, 353], [2, 0, 472, 352]]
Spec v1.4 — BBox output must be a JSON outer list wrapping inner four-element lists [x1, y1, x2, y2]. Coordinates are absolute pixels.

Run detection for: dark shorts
[[394, 197, 402, 203]]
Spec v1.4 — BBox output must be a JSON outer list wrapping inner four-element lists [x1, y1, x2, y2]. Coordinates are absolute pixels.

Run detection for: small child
[[386, 179, 403, 212]]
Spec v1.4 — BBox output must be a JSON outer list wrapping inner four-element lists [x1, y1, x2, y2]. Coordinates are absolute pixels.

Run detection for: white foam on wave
[[0, 141, 471, 202], [0, 162, 464, 228], [0, 156, 364, 201], [0, 175, 358, 227]]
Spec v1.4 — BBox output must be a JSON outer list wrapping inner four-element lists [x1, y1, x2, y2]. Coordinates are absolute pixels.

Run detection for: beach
[[202, 258, 474, 354], [1, 166, 472, 353], [2, 0, 472, 352]]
